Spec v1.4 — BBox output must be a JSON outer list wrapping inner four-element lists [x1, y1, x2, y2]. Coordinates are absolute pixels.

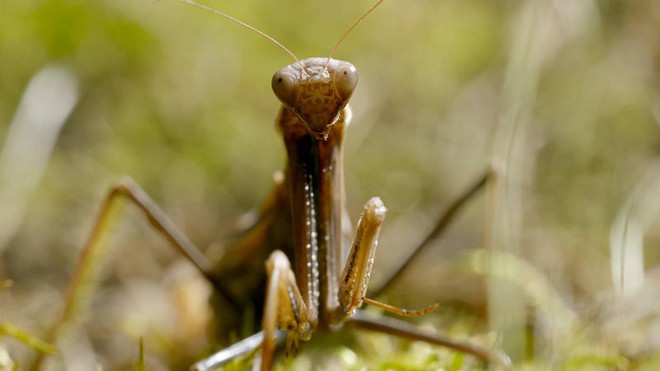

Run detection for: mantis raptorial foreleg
[[261, 250, 312, 370], [333, 197, 437, 319], [334, 197, 387, 320], [260, 196, 439, 370], [258, 198, 388, 369]]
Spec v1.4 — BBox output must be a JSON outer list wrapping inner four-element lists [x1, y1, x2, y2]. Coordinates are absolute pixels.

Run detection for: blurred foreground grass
[[1, 0, 659, 369]]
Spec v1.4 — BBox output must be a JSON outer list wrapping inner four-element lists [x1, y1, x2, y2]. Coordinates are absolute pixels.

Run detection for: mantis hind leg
[[349, 310, 512, 369], [369, 169, 493, 297], [30, 177, 237, 370]]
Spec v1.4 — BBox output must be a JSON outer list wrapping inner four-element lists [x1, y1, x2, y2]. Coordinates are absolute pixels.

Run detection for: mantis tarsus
[[33, 0, 511, 370]]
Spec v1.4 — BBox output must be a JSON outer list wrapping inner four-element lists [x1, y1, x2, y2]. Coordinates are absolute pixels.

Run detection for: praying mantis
[[30, 0, 511, 369]]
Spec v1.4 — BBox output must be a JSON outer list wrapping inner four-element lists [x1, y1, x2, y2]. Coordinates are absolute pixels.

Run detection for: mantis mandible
[[32, 0, 511, 370]]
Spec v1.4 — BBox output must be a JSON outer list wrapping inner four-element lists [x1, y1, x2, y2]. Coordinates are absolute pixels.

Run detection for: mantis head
[[272, 58, 358, 139]]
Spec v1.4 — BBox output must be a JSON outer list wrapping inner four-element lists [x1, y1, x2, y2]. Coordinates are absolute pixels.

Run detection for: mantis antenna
[[173, 0, 301, 64], [325, 0, 385, 67]]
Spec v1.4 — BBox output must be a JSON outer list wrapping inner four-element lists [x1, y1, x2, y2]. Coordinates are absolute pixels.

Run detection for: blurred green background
[[1, 0, 659, 369]]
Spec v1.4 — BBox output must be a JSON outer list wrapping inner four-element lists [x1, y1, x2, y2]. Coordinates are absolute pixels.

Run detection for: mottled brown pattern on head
[[272, 57, 358, 139]]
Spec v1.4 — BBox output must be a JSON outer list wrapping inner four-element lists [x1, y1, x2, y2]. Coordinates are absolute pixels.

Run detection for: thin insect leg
[[30, 177, 238, 370], [108, 178, 237, 303], [370, 170, 492, 297], [350, 310, 512, 370], [362, 297, 438, 317], [190, 331, 286, 371]]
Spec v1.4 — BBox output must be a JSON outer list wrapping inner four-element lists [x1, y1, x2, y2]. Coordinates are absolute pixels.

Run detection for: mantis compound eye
[[334, 64, 358, 101], [272, 68, 299, 108]]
